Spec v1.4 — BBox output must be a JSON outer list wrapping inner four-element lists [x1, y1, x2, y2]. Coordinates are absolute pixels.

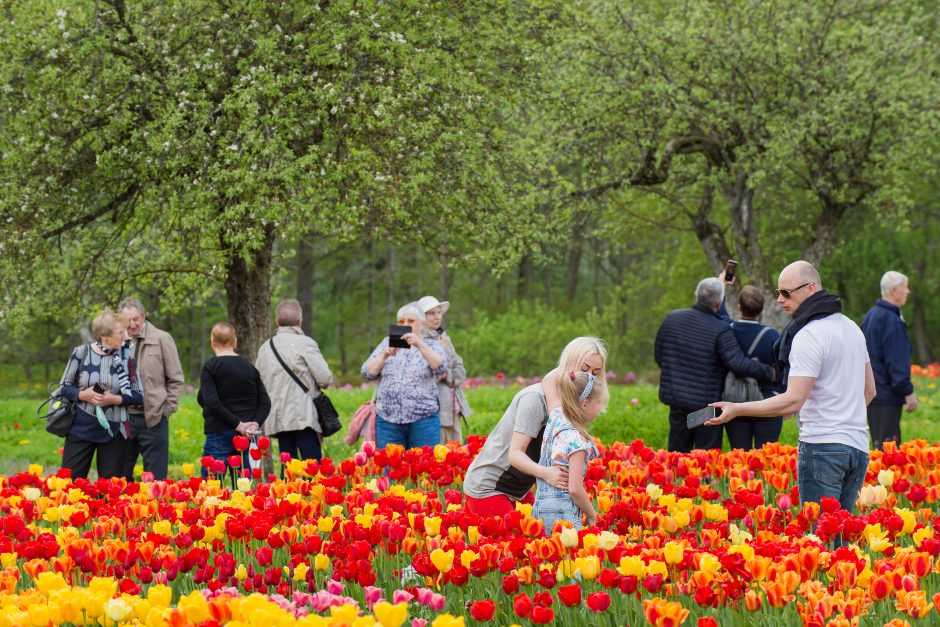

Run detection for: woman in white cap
[[418, 296, 472, 443]]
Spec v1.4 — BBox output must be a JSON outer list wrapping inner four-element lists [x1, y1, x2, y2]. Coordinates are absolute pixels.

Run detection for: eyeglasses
[[775, 282, 812, 299]]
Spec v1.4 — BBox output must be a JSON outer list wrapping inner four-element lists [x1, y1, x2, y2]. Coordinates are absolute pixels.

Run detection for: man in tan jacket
[[119, 298, 184, 481]]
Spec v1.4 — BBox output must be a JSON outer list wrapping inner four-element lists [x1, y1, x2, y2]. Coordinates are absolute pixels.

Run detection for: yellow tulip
[[559, 526, 579, 548], [318, 516, 335, 534], [147, 584, 172, 608], [728, 544, 755, 562], [105, 597, 133, 623], [671, 510, 690, 528], [1, 553, 17, 569], [430, 548, 454, 573], [914, 527, 934, 547], [618, 556, 644, 577], [431, 614, 465, 627], [598, 530, 619, 551], [314, 554, 330, 571], [27, 603, 51, 627], [28, 464, 43, 476], [663, 541, 685, 565], [353, 617, 378, 627], [434, 444, 448, 461], [35, 571, 68, 596], [581, 533, 599, 551], [699, 553, 721, 574], [460, 550, 479, 569], [515, 501, 533, 517], [576, 555, 600, 580], [182, 463, 195, 476], [424, 516, 442, 537], [179, 590, 211, 623], [293, 562, 310, 581], [894, 508, 917, 536], [647, 560, 668, 579], [152, 520, 172, 536], [330, 603, 360, 625], [468, 526, 480, 545], [146, 607, 171, 627], [235, 564, 248, 580], [373, 601, 408, 627], [646, 484, 663, 500]]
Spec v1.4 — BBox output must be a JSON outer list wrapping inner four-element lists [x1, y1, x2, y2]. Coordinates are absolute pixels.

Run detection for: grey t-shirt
[[463, 384, 548, 500]]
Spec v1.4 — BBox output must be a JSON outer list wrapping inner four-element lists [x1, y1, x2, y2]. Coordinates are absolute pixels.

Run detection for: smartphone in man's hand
[[724, 260, 738, 283], [92, 382, 106, 394]]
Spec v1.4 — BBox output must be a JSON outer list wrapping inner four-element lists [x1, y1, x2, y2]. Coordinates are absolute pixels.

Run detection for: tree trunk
[[223, 226, 276, 362], [565, 228, 583, 304], [912, 257, 933, 363], [297, 231, 315, 336], [518, 253, 535, 299], [386, 245, 397, 319]]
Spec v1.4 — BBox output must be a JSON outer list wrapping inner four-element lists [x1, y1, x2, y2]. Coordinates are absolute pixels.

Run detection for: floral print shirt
[[543, 407, 598, 470], [361, 337, 447, 424]]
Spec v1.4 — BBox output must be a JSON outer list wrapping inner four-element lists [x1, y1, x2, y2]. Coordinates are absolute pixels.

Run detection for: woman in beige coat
[[418, 296, 472, 443]]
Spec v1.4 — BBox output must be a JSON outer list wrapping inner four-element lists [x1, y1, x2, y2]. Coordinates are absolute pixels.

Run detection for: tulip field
[[5, 436, 940, 627], [4, 368, 940, 626]]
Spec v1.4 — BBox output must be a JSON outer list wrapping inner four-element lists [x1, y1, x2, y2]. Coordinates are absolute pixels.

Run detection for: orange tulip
[[895, 589, 931, 619], [642, 597, 690, 627], [743, 589, 762, 612]]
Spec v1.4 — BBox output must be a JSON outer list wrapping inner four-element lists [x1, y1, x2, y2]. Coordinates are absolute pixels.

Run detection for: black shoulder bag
[[269, 339, 342, 437], [39, 344, 89, 437]]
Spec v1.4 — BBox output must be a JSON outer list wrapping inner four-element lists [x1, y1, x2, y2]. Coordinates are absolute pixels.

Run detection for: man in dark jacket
[[655, 277, 775, 452], [862, 271, 917, 449]]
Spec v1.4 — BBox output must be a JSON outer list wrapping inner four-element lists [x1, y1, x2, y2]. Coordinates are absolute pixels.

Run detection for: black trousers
[[124, 414, 169, 481], [62, 435, 129, 480], [725, 416, 783, 450], [277, 428, 322, 462], [668, 406, 723, 452], [868, 404, 902, 450]]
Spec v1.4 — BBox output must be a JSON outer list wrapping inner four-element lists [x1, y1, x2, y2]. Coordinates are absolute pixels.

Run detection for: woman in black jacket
[[197, 322, 271, 481]]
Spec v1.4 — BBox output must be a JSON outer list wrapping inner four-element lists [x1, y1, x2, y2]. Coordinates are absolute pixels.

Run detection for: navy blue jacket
[[731, 320, 783, 398], [861, 299, 914, 405], [655, 304, 775, 409]]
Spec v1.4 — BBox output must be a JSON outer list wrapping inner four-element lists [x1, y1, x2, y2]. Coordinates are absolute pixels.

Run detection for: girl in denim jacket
[[533, 371, 607, 533]]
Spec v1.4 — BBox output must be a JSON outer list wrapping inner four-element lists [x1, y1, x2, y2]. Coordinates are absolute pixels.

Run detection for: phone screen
[[93, 382, 106, 394], [724, 260, 738, 282], [687, 406, 716, 429], [388, 325, 411, 349]]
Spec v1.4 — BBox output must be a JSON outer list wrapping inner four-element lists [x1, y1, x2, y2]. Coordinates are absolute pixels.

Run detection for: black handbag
[[38, 384, 76, 437], [38, 344, 89, 437], [270, 339, 342, 437]]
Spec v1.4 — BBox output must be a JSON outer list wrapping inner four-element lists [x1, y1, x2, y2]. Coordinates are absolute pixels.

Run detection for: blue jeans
[[798, 442, 869, 514], [376, 413, 441, 450], [277, 428, 322, 462], [533, 493, 582, 533], [202, 430, 247, 484]]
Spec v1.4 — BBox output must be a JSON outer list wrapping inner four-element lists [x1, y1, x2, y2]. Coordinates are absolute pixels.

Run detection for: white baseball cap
[[418, 296, 450, 314]]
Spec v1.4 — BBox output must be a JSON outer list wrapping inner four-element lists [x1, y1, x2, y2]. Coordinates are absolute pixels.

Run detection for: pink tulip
[[630, 398, 639, 406], [415, 587, 433, 605], [777, 493, 792, 510], [361, 440, 377, 457], [429, 593, 446, 611], [412, 621, 428, 627], [141, 471, 154, 483], [364, 585, 382, 607], [354, 452, 368, 467], [327, 580, 344, 595]]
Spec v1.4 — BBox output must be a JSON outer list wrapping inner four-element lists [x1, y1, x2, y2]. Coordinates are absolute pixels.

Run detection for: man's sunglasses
[[775, 282, 812, 299]]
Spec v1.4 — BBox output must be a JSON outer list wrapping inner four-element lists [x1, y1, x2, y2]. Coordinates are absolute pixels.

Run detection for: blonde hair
[[557, 336, 608, 373], [557, 336, 609, 412], [556, 371, 608, 441], [91, 309, 126, 340], [211, 322, 237, 349]]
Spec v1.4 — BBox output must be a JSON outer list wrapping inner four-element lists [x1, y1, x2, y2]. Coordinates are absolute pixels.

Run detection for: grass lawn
[[2, 377, 940, 478]]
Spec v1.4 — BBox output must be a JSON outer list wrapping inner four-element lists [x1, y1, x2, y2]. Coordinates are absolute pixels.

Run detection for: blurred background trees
[[1, 0, 938, 382]]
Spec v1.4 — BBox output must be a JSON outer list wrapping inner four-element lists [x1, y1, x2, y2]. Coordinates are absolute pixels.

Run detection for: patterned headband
[[570, 371, 596, 402]]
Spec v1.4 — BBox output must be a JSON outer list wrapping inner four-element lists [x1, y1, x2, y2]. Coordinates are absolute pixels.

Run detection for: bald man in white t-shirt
[[708, 261, 876, 517]]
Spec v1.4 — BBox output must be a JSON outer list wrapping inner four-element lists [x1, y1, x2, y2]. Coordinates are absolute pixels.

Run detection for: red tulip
[[585, 591, 611, 613], [501, 574, 520, 595], [228, 455, 242, 468], [257, 436, 271, 451], [513, 593, 533, 618], [469, 600, 495, 622], [233, 435, 250, 451], [698, 618, 719, 627], [530, 606, 554, 624], [558, 584, 582, 607]]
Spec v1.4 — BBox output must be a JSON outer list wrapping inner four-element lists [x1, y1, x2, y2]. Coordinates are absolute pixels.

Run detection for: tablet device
[[388, 325, 411, 349], [687, 406, 716, 429]]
